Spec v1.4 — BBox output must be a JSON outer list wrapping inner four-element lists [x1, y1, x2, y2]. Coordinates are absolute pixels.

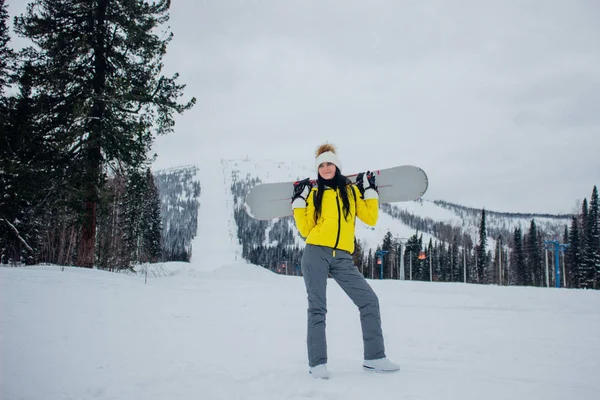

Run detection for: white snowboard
[[244, 165, 429, 220]]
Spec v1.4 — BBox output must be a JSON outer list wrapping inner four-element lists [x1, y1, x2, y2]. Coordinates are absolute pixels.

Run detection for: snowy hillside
[[2, 263, 599, 400], [433, 200, 571, 242], [154, 166, 202, 261]]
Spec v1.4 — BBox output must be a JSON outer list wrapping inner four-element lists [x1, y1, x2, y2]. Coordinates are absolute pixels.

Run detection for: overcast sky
[[7, 0, 600, 214]]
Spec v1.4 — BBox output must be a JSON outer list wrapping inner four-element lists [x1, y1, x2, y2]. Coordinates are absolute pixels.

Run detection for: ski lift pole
[[543, 240, 569, 288]]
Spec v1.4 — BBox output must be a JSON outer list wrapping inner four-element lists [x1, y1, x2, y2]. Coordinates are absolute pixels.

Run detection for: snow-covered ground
[[2, 263, 599, 400], [2, 158, 598, 400]]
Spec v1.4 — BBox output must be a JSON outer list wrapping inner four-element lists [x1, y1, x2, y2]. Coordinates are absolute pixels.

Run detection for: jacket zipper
[[333, 190, 341, 257]]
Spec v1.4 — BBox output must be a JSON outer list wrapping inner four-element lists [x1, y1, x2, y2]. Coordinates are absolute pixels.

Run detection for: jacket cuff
[[363, 188, 379, 200], [292, 197, 307, 209]]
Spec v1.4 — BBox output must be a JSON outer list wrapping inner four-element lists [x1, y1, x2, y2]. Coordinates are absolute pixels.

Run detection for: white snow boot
[[309, 363, 330, 379], [363, 357, 400, 373]]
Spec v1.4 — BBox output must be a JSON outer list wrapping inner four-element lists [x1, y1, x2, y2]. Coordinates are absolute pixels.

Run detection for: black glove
[[356, 171, 378, 197], [292, 177, 312, 208]]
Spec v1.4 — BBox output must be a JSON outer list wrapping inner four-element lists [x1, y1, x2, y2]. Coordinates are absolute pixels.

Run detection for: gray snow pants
[[301, 244, 386, 367]]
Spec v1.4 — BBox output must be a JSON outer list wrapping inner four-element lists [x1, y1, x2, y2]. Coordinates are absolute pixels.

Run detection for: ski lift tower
[[397, 238, 410, 280], [375, 250, 389, 280], [543, 239, 569, 288]]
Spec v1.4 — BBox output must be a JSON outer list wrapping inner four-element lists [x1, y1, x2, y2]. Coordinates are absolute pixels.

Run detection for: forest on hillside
[[228, 167, 599, 290]]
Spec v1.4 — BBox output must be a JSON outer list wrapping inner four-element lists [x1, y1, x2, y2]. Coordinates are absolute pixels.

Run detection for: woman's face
[[318, 162, 336, 180]]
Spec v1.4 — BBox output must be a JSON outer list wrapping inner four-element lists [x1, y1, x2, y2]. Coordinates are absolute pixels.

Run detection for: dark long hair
[[314, 168, 355, 222]]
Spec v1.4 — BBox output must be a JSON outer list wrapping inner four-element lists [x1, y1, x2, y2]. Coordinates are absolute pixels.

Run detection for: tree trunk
[[76, 0, 108, 268]]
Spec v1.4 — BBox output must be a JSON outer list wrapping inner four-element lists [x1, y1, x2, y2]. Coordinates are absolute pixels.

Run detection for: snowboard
[[244, 165, 428, 220]]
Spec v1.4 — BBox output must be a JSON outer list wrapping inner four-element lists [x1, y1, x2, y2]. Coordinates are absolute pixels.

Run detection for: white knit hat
[[315, 151, 342, 172], [315, 143, 342, 172]]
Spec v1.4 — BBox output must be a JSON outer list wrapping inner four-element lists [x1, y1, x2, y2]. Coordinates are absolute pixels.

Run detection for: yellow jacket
[[293, 184, 378, 254]]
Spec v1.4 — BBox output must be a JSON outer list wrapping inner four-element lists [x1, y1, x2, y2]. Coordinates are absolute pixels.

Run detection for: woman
[[292, 143, 400, 379]]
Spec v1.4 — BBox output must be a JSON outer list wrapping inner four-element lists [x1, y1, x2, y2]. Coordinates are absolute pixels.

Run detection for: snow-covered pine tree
[[477, 208, 488, 283], [526, 220, 543, 287], [402, 233, 419, 281], [0, 2, 31, 264], [122, 169, 147, 267], [426, 238, 433, 281], [0, 59, 58, 265], [567, 217, 582, 288], [587, 186, 599, 289], [439, 241, 449, 282], [382, 231, 394, 279], [450, 236, 459, 282], [579, 199, 594, 289], [143, 168, 162, 263], [512, 227, 526, 286]]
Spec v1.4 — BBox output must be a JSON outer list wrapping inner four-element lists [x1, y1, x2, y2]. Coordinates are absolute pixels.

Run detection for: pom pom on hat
[[315, 143, 342, 172]]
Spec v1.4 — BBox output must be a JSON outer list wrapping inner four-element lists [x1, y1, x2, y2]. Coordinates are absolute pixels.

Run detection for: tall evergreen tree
[[567, 217, 582, 288], [477, 208, 488, 283], [120, 167, 162, 266], [0, 0, 18, 262], [0, 61, 63, 264], [579, 199, 594, 288], [381, 231, 393, 279], [449, 236, 458, 282], [525, 220, 543, 286], [143, 168, 162, 263], [562, 225, 572, 287], [587, 186, 599, 289], [437, 241, 446, 281], [512, 227, 526, 286], [14, 0, 195, 268], [403, 233, 420, 280], [123, 169, 147, 266]]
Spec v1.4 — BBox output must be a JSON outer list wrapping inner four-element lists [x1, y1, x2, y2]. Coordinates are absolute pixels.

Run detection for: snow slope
[[2, 264, 599, 400], [192, 159, 243, 270]]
